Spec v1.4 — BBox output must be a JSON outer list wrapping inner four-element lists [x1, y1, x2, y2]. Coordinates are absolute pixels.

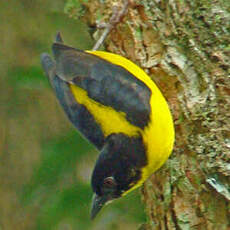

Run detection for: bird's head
[[90, 133, 147, 219]]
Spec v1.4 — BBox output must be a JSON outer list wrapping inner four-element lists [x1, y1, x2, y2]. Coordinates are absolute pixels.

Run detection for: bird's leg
[[92, 0, 130, 51]]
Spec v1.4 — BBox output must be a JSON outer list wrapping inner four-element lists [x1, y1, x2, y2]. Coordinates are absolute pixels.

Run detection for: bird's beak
[[91, 193, 112, 219]]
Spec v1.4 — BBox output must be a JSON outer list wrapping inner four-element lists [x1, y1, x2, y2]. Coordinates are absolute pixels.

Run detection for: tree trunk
[[67, 0, 230, 229]]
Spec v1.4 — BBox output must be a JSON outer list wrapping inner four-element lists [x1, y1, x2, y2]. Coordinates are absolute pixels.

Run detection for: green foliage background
[[0, 1, 145, 229]]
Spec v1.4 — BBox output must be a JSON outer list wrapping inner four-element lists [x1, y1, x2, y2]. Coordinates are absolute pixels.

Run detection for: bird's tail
[[40, 53, 55, 81], [55, 31, 64, 43], [41, 31, 63, 78]]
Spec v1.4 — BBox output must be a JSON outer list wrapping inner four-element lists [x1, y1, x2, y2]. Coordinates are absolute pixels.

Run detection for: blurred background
[[0, 1, 146, 229]]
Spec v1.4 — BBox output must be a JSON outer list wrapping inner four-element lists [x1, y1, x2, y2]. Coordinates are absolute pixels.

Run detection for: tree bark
[[67, 0, 230, 229]]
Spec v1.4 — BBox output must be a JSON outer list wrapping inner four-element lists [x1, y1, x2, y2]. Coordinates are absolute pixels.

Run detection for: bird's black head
[[90, 133, 147, 219]]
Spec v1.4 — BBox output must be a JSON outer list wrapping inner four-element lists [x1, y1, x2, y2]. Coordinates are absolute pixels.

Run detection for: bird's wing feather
[[52, 43, 151, 129], [41, 53, 105, 149]]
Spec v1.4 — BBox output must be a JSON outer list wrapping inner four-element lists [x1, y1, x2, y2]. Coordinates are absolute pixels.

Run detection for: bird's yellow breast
[[71, 51, 174, 194]]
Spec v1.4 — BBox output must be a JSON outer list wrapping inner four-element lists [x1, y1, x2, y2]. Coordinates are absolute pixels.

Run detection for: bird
[[41, 32, 175, 219]]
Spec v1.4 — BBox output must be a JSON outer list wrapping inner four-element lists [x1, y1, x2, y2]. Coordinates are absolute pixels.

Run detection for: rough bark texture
[[68, 0, 230, 229]]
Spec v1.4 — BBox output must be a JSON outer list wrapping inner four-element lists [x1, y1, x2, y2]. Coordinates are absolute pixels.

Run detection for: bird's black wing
[[41, 53, 105, 149], [52, 43, 152, 129]]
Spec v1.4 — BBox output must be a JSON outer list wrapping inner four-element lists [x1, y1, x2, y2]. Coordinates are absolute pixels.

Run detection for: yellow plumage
[[41, 35, 175, 218], [71, 51, 175, 195]]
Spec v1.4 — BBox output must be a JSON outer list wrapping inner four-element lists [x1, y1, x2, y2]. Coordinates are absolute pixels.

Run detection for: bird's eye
[[103, 177, 116, 189]]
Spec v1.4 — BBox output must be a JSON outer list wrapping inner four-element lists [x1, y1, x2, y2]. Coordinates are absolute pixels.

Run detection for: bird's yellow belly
[[141, 93, 175, 185]]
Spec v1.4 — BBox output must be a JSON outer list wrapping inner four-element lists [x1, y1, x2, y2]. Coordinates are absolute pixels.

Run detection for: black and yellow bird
[[41, 33, 174, 219]]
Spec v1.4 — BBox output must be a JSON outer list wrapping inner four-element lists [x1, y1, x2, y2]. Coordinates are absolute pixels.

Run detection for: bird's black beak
[[91, 193, 112, 219]]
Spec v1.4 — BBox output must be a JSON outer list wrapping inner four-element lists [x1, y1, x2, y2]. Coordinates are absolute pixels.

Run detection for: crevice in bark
[[170, 186, 181, 230], [163, 214, 169, 230]]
